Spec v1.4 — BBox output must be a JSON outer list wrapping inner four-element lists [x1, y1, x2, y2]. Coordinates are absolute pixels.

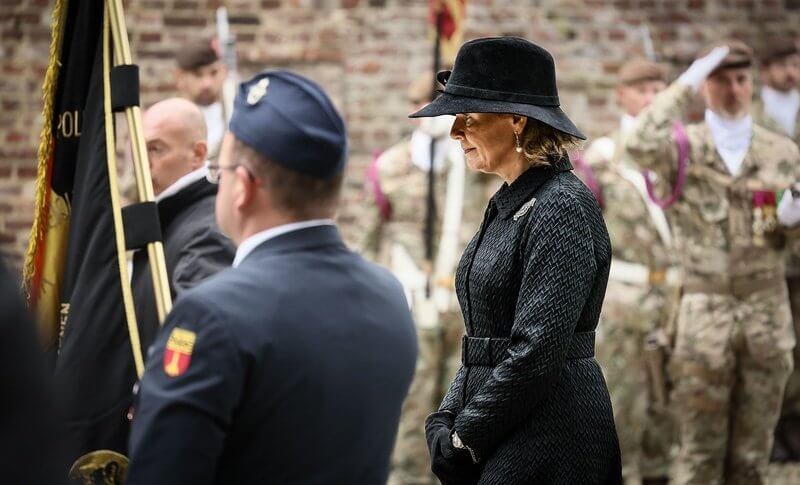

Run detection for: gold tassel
[[22, 0, 68, 300]]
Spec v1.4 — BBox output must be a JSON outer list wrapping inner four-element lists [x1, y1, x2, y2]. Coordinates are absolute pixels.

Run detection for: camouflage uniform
[[753, 97, 800, 426], [581, 131, 677, 483], [626, 81, 800, 485], [355, 137, 493, 485]]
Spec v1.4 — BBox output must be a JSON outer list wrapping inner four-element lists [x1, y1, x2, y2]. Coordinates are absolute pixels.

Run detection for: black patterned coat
[[435, 156, 622, 484]]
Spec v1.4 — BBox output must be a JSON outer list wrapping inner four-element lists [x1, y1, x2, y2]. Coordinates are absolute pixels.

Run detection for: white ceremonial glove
[[678, 46, 730, 92], [778, 188, 800, 227], [583, 137, 615, 166]]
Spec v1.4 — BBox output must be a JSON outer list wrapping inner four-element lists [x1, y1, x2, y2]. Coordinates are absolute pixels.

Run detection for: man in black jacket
[[133, 98, 234, 350], [127, 71, 417, 484]]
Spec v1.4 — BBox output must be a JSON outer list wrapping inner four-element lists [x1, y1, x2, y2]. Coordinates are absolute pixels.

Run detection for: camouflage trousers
[[783, 277, 800, 415], [387, 309, 464, 485], [597, 280, 675, 483], [772, 276, 800, 461], [669, 285, 795, 485]]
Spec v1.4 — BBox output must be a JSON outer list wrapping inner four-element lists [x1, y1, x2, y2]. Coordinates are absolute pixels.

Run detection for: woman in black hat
[[415, 37, 621, 484]]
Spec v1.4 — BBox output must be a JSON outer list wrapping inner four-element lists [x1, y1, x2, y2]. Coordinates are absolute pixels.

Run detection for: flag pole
[[424, 4, 443, 298], [68, 1, 171, 481], [106, 0, 173, 333]]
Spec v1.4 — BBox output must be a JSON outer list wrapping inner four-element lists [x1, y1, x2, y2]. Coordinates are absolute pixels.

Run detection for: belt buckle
[[436, 275, 455, 289], [648, 269, 666, 285]]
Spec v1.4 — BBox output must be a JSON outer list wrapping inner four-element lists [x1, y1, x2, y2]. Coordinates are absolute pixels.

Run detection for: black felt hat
[[410, 37, 585, 140]]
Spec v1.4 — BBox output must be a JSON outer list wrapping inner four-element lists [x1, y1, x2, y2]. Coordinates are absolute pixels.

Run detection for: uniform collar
[[233, 219, 337, 267], [620, 114, 638, 135], [704, 109, 752, 176], [409, 130, 451, 172], [492, 154, 572, 220], [761, 85, 800, 137]]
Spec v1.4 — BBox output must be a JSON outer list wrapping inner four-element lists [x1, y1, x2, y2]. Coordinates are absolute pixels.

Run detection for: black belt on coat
[[461, 331, 595, 367]]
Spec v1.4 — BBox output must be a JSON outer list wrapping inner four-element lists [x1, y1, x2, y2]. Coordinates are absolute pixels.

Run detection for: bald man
[[133, 98, 234, 352]]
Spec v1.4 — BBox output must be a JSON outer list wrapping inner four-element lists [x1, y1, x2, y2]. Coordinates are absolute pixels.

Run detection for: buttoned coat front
[[436, 156, 622, 484]]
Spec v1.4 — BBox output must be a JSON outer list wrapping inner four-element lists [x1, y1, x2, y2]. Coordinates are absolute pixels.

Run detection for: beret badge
[[247, 77, 270, 105]]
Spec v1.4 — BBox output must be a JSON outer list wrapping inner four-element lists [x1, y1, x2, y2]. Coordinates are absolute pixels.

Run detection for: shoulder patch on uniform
[[163, 328, 196, 377], [513, 197, 537, 221]]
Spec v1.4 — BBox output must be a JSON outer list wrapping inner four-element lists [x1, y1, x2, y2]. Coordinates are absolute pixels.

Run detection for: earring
[[514, 132, 523, 153]]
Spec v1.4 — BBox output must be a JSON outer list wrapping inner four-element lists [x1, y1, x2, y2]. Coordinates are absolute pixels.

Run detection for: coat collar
[[238, 224, 346, 267], [492, 154, 572, 220], [157, 178, 217, 229]]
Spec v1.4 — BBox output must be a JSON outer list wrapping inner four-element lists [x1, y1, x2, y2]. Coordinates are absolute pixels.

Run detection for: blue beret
[[229, 70, 348, 179]]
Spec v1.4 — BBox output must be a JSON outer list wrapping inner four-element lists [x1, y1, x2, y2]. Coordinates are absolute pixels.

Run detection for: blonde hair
[[519, 117, 582, 167]]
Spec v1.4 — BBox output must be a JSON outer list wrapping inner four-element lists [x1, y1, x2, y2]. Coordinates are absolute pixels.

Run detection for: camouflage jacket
[[752, 94, 800, 276], [355, 138, 493, 271], [626, 82, 800, 281], [582, 130, 673, 271]]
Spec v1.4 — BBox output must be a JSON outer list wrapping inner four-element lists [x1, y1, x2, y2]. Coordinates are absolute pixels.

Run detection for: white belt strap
[[609, 258, 681, 286], [609, 259, 651, 286], [617, 165, 673, 248]]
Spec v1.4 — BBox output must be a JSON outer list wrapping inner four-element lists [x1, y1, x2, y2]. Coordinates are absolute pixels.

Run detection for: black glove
[[425, 411, 480, 485]]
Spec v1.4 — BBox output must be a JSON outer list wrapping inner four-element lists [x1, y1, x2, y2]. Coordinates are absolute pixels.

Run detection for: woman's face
[[450, 112, 520, 175]]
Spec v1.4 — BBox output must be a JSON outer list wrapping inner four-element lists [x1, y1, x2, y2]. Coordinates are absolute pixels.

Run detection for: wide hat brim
[[410, 91, 586, 140]]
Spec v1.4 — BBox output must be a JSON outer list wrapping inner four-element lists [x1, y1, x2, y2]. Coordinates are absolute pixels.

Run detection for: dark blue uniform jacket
[[127, 225, 417, 484]]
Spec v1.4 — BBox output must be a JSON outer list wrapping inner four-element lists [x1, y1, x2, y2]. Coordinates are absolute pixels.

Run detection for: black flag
[[26, 0, 139, 465]]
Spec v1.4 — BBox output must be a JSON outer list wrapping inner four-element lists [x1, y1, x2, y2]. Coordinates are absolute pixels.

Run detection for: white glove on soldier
[[778, 188, 800, 227], [583, 137, 615, 166], [678, 46, 730, 92]]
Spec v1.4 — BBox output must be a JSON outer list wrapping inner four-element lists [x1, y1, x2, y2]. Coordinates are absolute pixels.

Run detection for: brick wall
[[2, 0, 799, 266]]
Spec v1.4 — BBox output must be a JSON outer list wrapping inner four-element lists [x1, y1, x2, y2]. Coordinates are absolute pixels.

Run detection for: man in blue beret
[[127, 70, 418, 484]]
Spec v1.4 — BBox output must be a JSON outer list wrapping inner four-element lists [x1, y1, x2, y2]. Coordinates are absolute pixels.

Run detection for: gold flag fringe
[[22, 0, 68, 300]]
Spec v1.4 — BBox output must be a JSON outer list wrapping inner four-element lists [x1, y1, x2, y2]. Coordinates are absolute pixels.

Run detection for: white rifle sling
[[433, 143, 465, 313], [390, 243, 438, 329]]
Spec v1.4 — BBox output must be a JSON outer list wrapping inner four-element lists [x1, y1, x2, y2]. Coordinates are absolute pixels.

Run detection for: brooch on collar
[[513, 197, 537, 221]]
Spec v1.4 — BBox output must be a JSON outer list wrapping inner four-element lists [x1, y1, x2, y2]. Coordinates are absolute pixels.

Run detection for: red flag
[[429, 0, 467, 64]]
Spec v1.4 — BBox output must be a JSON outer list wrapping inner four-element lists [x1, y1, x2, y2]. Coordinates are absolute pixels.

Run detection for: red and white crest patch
[[163, 328, 196, 377]]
